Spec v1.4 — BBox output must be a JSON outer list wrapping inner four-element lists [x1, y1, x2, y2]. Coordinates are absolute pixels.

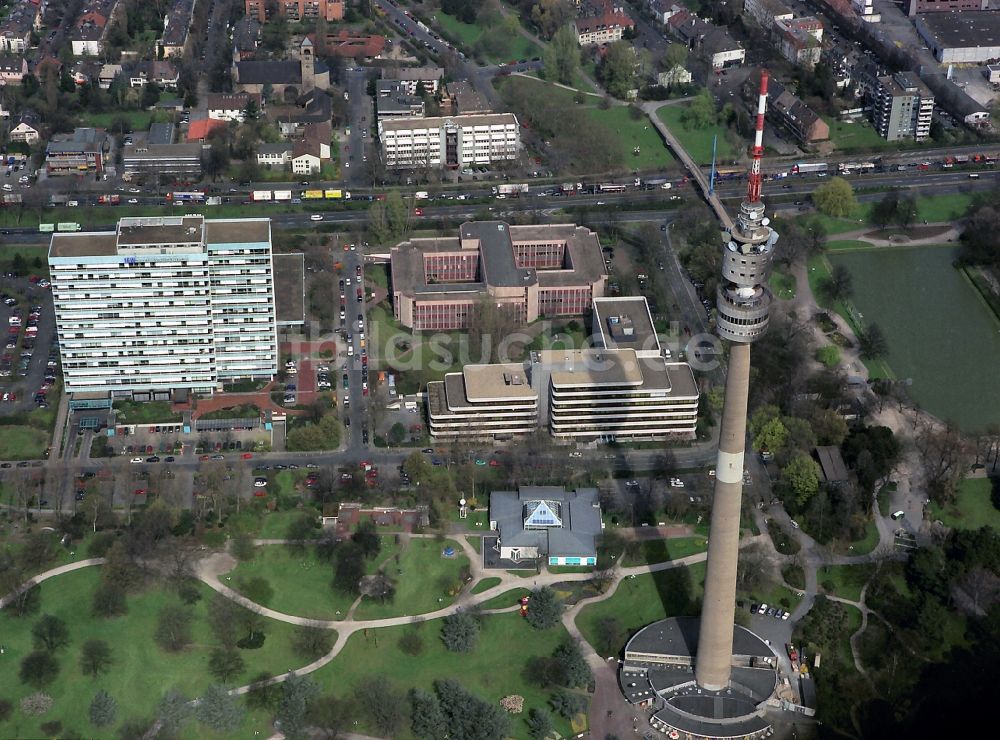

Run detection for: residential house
[[0, 100, 10, 118], [233, 17, 261, 60], [774, 16, 823, 68], [648, 0, 686, 26], [9, 110, 42, 144], [0, 0, 41, 54], [668, 12, 745, 69], [158, 0, 199, 58], [256, 142, 293, 168], [920, 71, 991, 126], [70, 0, 122, 56], [268, 89, 332, 138], [185, 117, 227, 142], [575, 6, 635, 46], [0, 55, 28, 85], [742, 0, 794, 30], [381, 66, 444, 96], [128, 60, 180, 90], [376, 80, 425, 120], [207, 92, 263, 122], [291, 141, 322, 174], [766, 78, 830, 143], [71, 60, 102, 86], [320, 29, 386, 59], [45, 127, 108, 175], [657, 64, 692, 87], [98, 63, 122, 89], [245, 0, 344, 22]]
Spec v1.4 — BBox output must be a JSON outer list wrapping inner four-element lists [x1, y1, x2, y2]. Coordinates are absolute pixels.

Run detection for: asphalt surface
[[0, 277, 56, 415]]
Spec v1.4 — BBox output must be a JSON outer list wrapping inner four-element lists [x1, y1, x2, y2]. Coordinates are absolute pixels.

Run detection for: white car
[[670, 478, 685, 488], [127, 198, 138, 204], [254, 478, 268, 487], [310, 214, 323, 221], [130, 457, 144, 464], [625, 480, 638, 487], [757, 602, 768, 615]]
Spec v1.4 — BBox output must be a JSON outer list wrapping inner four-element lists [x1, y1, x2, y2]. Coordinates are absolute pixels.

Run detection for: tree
[[204, 142, 230, 181], [527, 708, 555, 739], [595, 616, 625, 656], [292, 625, 334, 660], [441, 611, 480, 652], [783, 453, 821, 507], [386, 190, 409, 238], [208, 647, 245, 683], [531, 0, 573, 39], [601, 40, 638, 99], [434, 678, 511, 739], [0, 699, 11, 722], [410, 687, 448, 738], [307, 693, 352, 736], [354, 676, 405, 737], [399, 628, 424, 656], [553, 640, 592, 688], [550, 690, 588, 719], [89, 689, 117, 727], [196, 684, 245, 732], [80, 638, 113, 678], [543, 24, 580, 85], [141, 81, 161, 109], [333, 541, 366, 595], [859, 323, 889, 360], [19, 651, 59, 688], [353, 519, 381, 560], [812, 177, 857, 217], [871, 191, 899, 229], [156, 688, 192, 735], [826, 263, 853, 302], [231, 530, 255, 561], [237, 575, 274, 606], [389, 421, 407, 445], [525, 587, 561, 630], [31, 615, 69, 653], [155, 604, 193, 652], [681, 89, 716, 129], [753, 417, 789, 455], [277, 673, 319, 739], [19, 692, 52, 716], [663, 42, 688, 72], [895, 196, 918, 228]]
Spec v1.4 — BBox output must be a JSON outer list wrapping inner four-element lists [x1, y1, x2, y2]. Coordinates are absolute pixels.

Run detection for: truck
[[324, 189, 345, 199], [57, 222, 82, 232], [38, 223, 55, 233], [98, 194, 120, 205], [252, 190, 272, 202], [493, 183, 529, 197], [303, 189, 325, 199], [273, 190, 292, 201], [205, 196, 221, 206], [2, 193, 22, 205], [560, 182, 582, 194], [413, 191, 429, 200], [791, 162, 828, 175], [644, 177, 672, 190]]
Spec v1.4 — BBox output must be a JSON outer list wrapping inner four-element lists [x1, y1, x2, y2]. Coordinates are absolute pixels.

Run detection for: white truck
[[413, 191, 430, 200], [252, 190, 272, 202], [493, 183, 529, 197]]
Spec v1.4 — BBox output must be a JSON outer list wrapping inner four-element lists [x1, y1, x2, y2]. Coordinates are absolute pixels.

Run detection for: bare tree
[[914, 421, 969, 504]]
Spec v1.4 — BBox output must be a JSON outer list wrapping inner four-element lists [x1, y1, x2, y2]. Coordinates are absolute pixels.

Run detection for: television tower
[[696, 70, 779, 691]]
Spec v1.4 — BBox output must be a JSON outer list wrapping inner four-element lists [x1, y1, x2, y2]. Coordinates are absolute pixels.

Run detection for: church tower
[[300, 36, 315, 92]]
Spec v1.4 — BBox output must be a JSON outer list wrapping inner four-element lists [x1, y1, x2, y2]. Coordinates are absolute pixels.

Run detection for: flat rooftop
[[49, 232, 118, 258], [917, 11, 1000, 47], [273, 252, 305, 325], [378, 112, 517, 131], [205, 219, 271, 245], [460, 363, 537, 404], [118, 215, 204, 248], [541, 349, 649, 388], [593, 296, 660, 354]]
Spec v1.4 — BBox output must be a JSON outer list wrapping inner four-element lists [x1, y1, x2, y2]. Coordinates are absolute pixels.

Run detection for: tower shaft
[[695, 343, 751, 690], [746, 71, 769, 205]]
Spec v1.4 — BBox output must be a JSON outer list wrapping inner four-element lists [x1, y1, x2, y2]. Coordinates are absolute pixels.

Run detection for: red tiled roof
[[575, 11, 635, 35], [186, 118, 226, 142]]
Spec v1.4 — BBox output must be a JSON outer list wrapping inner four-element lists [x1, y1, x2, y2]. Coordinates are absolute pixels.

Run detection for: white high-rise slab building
[[48, 215, 278, 397]]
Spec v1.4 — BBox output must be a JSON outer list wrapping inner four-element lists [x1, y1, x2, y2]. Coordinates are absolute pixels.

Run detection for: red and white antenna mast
[[746, 69, 769, 205]]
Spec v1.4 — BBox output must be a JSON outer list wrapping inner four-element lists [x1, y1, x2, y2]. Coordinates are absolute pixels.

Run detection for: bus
[[170, 191, 206, 203], [598, 182, 627, 193]]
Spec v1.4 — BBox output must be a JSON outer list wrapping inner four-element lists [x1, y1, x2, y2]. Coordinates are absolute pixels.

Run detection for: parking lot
[[0, 274, 58, 417]]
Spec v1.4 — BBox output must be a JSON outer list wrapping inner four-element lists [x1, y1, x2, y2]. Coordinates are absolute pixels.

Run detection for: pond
[[828, 246, 1000, 431]]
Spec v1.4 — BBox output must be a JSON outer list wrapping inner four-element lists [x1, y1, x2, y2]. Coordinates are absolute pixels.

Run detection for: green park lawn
[[585, 105, 675, 170], [818, 563, 877, 603], [465, 534, 483, 553], [227, 540, 401, 619], [112, 400, 182, 424], [77, 109, 166, 132], [0, 567, 300, 738], [825, 239, 873, 251], [252, 507, 321, 539], [479, 587, 532, 610], [0, 425, 50, 459], [621, 536, 709, 567], [353, 538, 470, 619], [433, 11, 540, 63], [929, 477, 1000, 531], [471, 576, 502, 594], [822, 116, 895, 152], [656, 103, 737, 166], [576, 562, 706, 652], [769, 267, 796, 299], [310, 613, 582, 739]]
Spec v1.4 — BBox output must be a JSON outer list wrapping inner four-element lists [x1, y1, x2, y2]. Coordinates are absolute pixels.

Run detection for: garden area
[[928, 477, 1000, 531], [432, 9, 541, 64], [0, 424, 50, 460], [656, 102, 737, 166], [111, 400, 182, 425], [0, 567, 299, 738], [310, 611, 583, 739], [818, 563, 877, 603]]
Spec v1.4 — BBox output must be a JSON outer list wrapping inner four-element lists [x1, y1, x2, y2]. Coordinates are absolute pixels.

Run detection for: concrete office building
[[915, 11, 1000, 64], [122, 142, 203, 179], [245, 0, 343, 22], [427, 363, 539, 439], [390, 221, 607, 331], [378, 114, 520, 170], [873, 71, 934, 141], [48, 216, 278, 397], [425, 297, 699, 442], [907, 0, 988, 15]]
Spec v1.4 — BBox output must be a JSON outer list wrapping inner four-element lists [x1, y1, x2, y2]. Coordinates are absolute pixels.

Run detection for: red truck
[[98, 194, 121, 205]]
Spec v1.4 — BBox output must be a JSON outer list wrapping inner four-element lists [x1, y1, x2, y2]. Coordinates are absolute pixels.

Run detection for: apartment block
[[575, 8, 635, 46], [48, 216, 278, 396], [0, 0, 41, 54], [767, 78, 829, 144], [378, 114, 520, 170], [245, 0, 344, 22], [380, 66, 444, 96], [390, 221, 607, 331], [45, 128, 108, 176], [157, 0, 199, 58], [70, 0, 122, 56], [907, 0, 987, 16], [873, 71, 934, 141]]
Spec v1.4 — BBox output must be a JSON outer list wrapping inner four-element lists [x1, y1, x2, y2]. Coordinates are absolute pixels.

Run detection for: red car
[[489, 459, 500, 467], [133, 488, 147, 496], [253, 489, 267, 497], [199, 454, 210, 461], [241, 452, 253, 459], [413, 207, 424, 216]]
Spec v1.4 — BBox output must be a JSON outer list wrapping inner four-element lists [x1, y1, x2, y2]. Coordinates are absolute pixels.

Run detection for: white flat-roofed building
[[378, 113, 520, 170], [536, 348, 699, 440], [427, 363, 539, 440], [49, 215, 278, 397]]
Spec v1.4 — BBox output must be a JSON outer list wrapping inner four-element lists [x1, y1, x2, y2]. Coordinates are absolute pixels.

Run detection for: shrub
[[20, 692, 53, 716]]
